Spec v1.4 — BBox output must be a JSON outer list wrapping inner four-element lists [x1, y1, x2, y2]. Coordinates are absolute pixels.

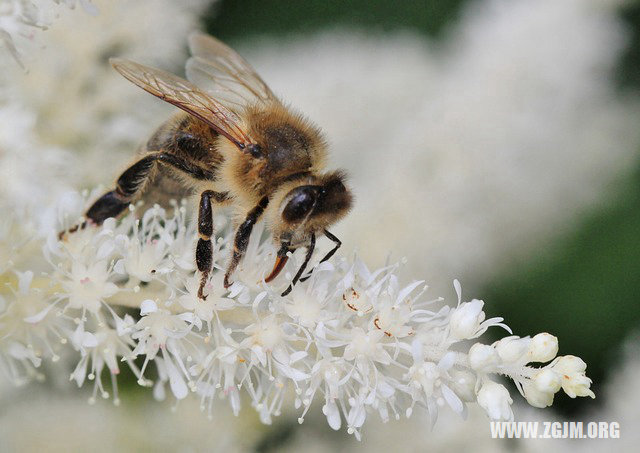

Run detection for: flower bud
[[522, 381, 554, 408], [553, 356, 595, 399], [494, 336, 530, 364], [449, 368, 477, 402], [527, 333, 558, 363], [449, 300, 485, 340], [534, 368, 561, 394], [468, 343, 501, 372], [477, 380, 513, 421]]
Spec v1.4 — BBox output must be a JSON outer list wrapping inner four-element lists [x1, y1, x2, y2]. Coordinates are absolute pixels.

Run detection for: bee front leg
[[299, 229, 341, 283], [223, 196, 269, 289], [280, 233, 316, 297], [196, 190, 228, 300]]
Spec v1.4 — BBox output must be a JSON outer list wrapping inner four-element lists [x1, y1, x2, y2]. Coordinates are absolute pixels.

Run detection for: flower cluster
[[0, 194, 595, 439], [0, 0, 96, 67]]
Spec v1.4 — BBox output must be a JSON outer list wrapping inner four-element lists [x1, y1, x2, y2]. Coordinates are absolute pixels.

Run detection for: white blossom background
[[1, 0, 639, 451]]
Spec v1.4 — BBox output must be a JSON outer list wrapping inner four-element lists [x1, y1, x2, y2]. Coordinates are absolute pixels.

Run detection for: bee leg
[[299, 229, 341, 283], [86, 191, 130, 225], [59, 157, 155, 239], [59, 152, 215, 239], [195, 190, 228, 300], [58, 190, 129, 240], [280, 233, 316, 297], [112, 152, 213, 202], [223, 196, 269, 289]]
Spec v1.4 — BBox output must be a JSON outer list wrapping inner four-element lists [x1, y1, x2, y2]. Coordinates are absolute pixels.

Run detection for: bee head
[[265, 171, 352, 283], [279, 171, 353, 233], [310, 170, 353, 223]]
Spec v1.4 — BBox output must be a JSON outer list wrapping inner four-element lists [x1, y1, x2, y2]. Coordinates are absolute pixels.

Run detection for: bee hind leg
[[196, 190, 228, 300], [58, 156, 153, 240], [223, 196, 269, 289], [59, 152, 215, 240], [58, 190, 129, 240]]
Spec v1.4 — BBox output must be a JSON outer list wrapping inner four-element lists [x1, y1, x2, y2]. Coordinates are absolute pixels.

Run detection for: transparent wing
[[186, 32, 277, 108], [110, 57, 253, 149]]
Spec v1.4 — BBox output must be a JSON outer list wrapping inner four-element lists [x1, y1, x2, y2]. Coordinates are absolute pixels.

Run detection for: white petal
[[97, 241, 115, 260], [7, 341, 41, 366], [323, 400, 342, 430], [289, 350, 308, 364], [113, 259, 126, 275], [153, 381, 166, 401], [16, 270, 34, 294], [275, 362, 309, 381], [23, 303, 55, 323], [410, 339, 423, 363], [227, 282, 244, 298], [229, 389, 241, 416], [438, 351, 456, 370], [253, 291, 268, 309], [441, 384, 464, 414], [70, 356, 88, 387], [377, 380, 395, 398], [178, 312, 201, 329], [165, 355, 188, 399], [140, 299, 158, 315], [82, 332, 98, 348], [453, 279, 462, 305], [396, 280, 424, 305]]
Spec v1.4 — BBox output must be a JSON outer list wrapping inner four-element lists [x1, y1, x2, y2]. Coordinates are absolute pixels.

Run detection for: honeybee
[[62, 32, 353, 299]]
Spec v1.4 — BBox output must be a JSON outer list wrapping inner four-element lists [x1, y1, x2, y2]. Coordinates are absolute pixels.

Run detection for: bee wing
[[110, 58, 254, 149], [186, 32, 277, 108]]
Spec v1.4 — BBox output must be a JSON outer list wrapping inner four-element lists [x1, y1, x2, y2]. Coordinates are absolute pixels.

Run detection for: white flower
[[0, 270, 64, 384], [448, 368, 477, 403], [132, 306, 190, 359], [343, 328, 391, 364], [552, 355, 596, 399], [373, 291, 414, 338], [117, 236, 168, 283], [468, 343, 501, 372], [527, 332, 559, 363], [284, 283, 331, 329], [61, 260, 119, 314], [178, 274, 235, 327], [477, 380, 514, 421], [521, 368, 562, 408], [449, 299, 485, 340], [494, 336, 531, 364], [534, 368, 562, 394], [522, 381, 555, 409], [244, 314, 285, 357]]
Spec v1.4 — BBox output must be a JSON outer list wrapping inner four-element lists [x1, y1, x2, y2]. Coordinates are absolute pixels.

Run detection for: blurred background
[[1, 0, 639, 451]]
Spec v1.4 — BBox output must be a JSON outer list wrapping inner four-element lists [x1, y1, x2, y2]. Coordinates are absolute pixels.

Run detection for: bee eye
[[282, 187, 317, 223], [246, 143, 263, 158]]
